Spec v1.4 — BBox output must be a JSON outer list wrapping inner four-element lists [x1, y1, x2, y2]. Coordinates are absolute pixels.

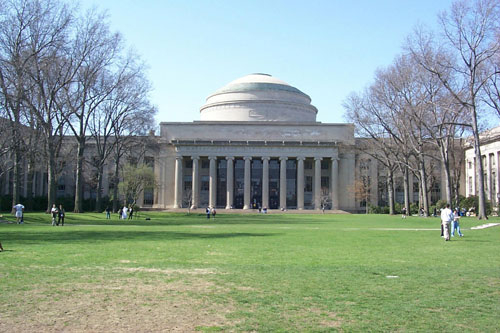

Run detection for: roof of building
[[200, 73, 318, 122]]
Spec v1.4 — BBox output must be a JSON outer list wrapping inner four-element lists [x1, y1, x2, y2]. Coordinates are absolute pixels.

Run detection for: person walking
[[50, 204, 58, 226], [206, 207, 211, 219], [451, 209, 464, 237], [401, 206, 407, 219], [57, 205, 65, 226], [121, 205, 128, 220], [105, 206, 111, 219], [13, 203, 24, 224], [128, 205, 134, 220], [211, 207, 217, 219], [440, 204, 454, 241]]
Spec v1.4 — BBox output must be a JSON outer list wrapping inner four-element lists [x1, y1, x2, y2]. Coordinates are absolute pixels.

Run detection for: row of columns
[[174, 155, 340, 210], [466, 151, 500, 204]]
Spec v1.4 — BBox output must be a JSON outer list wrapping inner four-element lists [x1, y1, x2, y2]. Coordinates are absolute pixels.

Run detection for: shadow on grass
[[16, 213, 331, 226], [0, 229, 281, 244]]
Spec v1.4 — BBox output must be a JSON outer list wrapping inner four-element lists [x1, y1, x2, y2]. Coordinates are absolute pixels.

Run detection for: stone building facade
[[154, 74, 356, 210], [5, 73, 496, 211], [465, 126, 500, 206]]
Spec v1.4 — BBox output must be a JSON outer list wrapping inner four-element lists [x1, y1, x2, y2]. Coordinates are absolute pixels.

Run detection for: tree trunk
[[387, 169, 395, 215], [73, 138, 85, 213], [46, 143, 57, 213], [112, 157, 120, 212], [402, 166, 410, 215], [10, 148, 21, 213], [95, 163, 104, 212], [26, 157, 35, 211], [471, 106, 488, 220], [439, 142, 453, 205], [419, 158, 429, 217]]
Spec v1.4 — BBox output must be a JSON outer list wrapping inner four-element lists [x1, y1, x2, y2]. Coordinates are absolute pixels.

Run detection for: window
[[304, 161, 312, 169], [321, 176, 329, 188], [184, 175, 192, 191], [201, 159, 210, 169], [321, 160, 329, 170], [185, 160, 193, 169], [305, 176, 313, 192], [201, 176, 209, 191]]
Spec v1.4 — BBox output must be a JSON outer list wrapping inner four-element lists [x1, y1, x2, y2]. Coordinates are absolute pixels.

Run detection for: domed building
[[200, 73, 318, 122], [155, 73, 358, 211]]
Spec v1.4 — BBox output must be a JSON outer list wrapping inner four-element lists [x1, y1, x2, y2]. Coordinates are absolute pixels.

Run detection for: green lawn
[[1, 212, 499, 332]]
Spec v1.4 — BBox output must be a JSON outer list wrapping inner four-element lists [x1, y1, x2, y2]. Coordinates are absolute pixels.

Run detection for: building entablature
[[160, 121, 355, 145], [172, 144, 339, 160]]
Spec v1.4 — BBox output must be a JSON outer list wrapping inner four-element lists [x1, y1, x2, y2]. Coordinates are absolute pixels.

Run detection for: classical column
[[262, 157, 270, 209], [243, 156, 252, 209], [191, 156, 200, 209], [314, 157, 322, 210], [487, 154, 492, 201], [226, 157, 234, 209], [297, 157, 305, 210], [209, 156, 217, 208], [173, 156, 183, 208], [331, 158, 339, 210], [279, 157, 287, 209], [496, 152, 500, 205]]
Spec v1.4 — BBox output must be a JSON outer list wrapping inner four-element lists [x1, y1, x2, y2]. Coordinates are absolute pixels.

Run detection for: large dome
[[200, 73, 318, 122]]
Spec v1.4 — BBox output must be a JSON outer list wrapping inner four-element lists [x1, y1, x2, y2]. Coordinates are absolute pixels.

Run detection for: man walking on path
[[440, 204, 454, 241]]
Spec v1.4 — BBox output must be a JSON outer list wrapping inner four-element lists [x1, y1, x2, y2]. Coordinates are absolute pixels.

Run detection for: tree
[[183, 189, 193, 214], [11, 0, 75, 212], [347, 178, 371, 214], [344, 92, 399, 214], [107, 55, 156, 212], [319, 188, 331, 213], [118, 163, 156, 207], [61, 8, 122, 213], [0, 0, 44, 211], [408, 0, 500, 219]]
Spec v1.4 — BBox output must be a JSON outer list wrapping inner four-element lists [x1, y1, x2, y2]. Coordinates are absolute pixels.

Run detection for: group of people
[[205, 207, 216, 219], [118, 205, 135, 220], [440, 204, 464, 241], [50, 204, 66, 226]]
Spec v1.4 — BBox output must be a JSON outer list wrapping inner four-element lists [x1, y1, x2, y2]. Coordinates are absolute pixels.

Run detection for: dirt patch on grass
[[0, 275, 235, 332], [119, 267, 218, 275]]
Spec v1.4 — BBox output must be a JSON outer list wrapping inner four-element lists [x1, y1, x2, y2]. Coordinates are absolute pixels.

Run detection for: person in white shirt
[[13, 203, 24, 224], [440, 204, 454, 241], [121, 205, 128, 220], [50, 204, 58, 226]]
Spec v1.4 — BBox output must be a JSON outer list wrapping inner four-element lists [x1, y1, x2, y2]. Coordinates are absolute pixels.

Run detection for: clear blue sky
[[79, 0, 454, 125]]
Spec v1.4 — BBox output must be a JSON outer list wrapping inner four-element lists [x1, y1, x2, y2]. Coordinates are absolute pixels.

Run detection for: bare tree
[[5, 0, 75, 211], [0, 0, 41, 210], [344, 92, 398, 214], [106, 56, 157, 212], [319, 188, 331, 213], [408, 0, 500, 219], [183, 189, 193, 214], [347, 177, 371, 214], [61, 8, 122, 212]]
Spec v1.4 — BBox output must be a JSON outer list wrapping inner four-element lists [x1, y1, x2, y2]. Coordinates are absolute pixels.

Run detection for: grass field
[[1, 212, 499, 332]]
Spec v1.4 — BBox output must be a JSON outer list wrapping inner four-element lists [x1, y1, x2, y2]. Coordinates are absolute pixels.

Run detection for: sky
[[78, 0, 455, 125]]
